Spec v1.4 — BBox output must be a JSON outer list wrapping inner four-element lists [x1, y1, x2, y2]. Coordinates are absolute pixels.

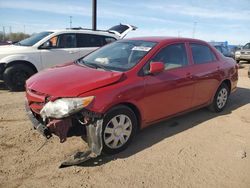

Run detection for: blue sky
[[0, 0, 249, 44]]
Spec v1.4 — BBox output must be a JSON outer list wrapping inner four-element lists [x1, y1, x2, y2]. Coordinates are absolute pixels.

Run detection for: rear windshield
[[109, 25, 129, 34]]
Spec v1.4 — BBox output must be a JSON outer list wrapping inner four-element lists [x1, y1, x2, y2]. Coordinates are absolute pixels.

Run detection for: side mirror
[[40, 41, 52, 49], [148, 62, 165, 75]]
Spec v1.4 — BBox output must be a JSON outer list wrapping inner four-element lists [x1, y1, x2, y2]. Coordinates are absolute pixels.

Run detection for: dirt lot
[[0, 64, 250, 188]]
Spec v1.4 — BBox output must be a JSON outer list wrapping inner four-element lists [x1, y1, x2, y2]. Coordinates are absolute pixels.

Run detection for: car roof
[[45, 29, 118, 37], [124, 36, 208, 44]]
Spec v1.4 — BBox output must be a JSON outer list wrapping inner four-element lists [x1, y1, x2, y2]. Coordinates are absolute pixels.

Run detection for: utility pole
[[69, 16, 72, 28], [92, 0, 97, 30], [9, 26, 12, 34], [192, 22, 197, 38]]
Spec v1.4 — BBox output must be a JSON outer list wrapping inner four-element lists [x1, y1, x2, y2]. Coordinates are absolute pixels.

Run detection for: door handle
[[186, 72, 193, 79], [69, 50, 79, 54]]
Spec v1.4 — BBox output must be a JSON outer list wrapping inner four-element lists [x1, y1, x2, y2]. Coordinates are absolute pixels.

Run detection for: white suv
[[0, 24, 136, 91]]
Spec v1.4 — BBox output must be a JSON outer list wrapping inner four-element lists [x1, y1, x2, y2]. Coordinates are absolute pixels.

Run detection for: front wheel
[[3, 64, 35, 91], [102, 105, 137, 154], [208, 83, 229, 112]]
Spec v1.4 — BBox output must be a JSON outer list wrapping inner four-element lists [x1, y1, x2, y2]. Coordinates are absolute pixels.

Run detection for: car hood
[[26, 63, 124, 97], [0, 45, 31, 55]]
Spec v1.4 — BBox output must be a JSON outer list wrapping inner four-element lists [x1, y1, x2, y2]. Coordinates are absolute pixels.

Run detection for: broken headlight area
[[43, 109, 103, 143], [40, 96, 95, 119]]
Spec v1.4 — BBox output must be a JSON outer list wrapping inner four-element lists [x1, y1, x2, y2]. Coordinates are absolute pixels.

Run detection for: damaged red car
[[25, 37, 238, 156]]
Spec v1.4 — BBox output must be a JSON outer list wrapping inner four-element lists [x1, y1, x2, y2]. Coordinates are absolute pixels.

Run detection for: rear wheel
[[208, 83, 229, 112], [3, 64, 35, 91], [102, 105, 137, 154]]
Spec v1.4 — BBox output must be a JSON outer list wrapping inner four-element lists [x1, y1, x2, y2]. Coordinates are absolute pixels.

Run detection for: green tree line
[[0, 32, 30, 42]]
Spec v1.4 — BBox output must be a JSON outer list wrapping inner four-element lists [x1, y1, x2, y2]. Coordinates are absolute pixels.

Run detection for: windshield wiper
[[80, 60, 112, 72], [90, 63, 112, 72]]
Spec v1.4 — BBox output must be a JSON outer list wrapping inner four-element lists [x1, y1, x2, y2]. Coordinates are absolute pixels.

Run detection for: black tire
[[208, 83, 229, 112], [102, 105, 137, 154], [3, 64, 35, 91]]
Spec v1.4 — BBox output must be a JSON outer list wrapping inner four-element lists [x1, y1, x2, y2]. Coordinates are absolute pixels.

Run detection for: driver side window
[[47, 34, 76, 48], [151, 43, 188, 70]]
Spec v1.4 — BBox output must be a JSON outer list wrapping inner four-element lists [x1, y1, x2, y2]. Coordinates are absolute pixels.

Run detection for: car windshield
[[79, 40, 157, 72], [16, 31, 53, 46]]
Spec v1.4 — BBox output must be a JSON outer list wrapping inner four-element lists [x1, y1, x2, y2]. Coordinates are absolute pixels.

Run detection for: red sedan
[[26, 37, 238, 155]]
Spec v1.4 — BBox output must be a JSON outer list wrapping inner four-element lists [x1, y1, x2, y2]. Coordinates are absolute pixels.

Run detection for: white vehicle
[[0, 24, 137, 91]]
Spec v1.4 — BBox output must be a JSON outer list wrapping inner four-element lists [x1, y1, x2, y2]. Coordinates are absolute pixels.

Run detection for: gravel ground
[[0, 63, 250, 188]]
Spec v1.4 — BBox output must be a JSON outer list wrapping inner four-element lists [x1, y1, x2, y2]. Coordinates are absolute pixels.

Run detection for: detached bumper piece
[[60, 119, 103, 167]]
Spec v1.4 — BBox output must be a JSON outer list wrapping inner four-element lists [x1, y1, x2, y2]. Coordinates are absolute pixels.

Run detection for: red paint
[[26, 37, 238, 129]]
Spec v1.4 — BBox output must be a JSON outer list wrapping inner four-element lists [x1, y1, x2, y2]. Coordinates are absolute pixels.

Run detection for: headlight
[[235, 51, 241, 55], [40, 96, 94, 119]]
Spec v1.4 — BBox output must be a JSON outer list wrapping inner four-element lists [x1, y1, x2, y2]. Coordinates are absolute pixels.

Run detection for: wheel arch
[[106, 102, 142, 131], [221, 79, 231, 94], [6, 60, 38, 73]]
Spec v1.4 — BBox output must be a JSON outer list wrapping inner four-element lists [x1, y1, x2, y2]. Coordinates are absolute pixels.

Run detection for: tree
[[0, 32, 30, 42]]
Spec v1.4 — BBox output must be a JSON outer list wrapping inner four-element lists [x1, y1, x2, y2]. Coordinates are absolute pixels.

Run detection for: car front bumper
[[25, 101, 52, 139], [236, 55, 250, 61]]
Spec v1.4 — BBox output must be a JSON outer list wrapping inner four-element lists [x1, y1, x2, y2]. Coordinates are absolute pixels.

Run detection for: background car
[[235, 42, 250, 63], [213, 45, 234, 58], [0, 24, 137, 91], [25, 37, 238, 155]]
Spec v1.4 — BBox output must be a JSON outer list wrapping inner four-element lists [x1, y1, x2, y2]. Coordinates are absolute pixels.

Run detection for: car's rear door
[[188, 43, 221, 107], [142, 43, 195, 123]]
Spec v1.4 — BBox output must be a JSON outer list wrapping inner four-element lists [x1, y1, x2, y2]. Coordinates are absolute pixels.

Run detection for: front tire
[[102, 105, 137, 154], [208, 83, 229, 112], [3, 64, 35, 91]]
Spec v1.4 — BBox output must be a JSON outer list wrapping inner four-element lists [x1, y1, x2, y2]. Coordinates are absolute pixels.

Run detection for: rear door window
[[77, 34, 116, 47], [76, 34, 103, 47], [191, 43, 216, 64]]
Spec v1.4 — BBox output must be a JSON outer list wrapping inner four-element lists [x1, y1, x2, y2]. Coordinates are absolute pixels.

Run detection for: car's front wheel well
[[6, 60, 38, 73], [106, 102, 141, 131], [222, 79, 231, 95]]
